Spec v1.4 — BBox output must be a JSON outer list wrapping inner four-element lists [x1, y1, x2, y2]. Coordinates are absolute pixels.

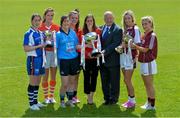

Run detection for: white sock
[[128, 96, 136, 103]]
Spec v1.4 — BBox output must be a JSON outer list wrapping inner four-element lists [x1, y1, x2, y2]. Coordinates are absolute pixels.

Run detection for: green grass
[[0, 0, 180, 117]]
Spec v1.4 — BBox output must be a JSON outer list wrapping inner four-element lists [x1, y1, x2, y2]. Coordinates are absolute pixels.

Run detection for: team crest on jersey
[[35, 69, 40, 74]]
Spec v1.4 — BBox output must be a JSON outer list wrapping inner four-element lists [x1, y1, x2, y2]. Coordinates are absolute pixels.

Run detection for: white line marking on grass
[[0, 66, 24, 70]]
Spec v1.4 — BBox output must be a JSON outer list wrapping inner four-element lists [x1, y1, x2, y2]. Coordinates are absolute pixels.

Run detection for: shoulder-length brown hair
[[83, 14, 97, 34]]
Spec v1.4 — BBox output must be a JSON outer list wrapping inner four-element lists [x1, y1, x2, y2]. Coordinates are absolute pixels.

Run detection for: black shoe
[[103, 100, 109, 105], [109, 100, 118, 105]]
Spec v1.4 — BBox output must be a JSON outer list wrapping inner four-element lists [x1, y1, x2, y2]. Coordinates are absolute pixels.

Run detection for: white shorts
[[140, 60, 157, 76], [45, 51, 57, 69], [120, 53, 134, 70]]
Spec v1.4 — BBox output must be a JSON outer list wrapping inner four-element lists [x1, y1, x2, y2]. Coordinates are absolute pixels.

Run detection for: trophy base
[[115, 46, 123, 54], [91, 51, 101, 57], [46, 41, 53, 48], [46, 44, 53, 48]]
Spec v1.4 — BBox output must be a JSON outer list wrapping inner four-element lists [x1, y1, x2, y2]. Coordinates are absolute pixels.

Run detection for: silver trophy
[[115, 34, 133, 54], [45, 30, 54, 47], [84, 32, 101, 57]]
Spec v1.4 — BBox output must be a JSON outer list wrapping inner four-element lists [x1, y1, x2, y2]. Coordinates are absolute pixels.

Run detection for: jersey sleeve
[[23, 33, 29, 46], [74, 31, 79, 46], [134, 26, 141, 44], [149, 34, 157, 50], [56, 32, 60, 48]]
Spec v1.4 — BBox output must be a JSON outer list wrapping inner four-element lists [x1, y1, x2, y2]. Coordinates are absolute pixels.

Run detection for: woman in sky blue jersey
[[56, 15, 80, 108]]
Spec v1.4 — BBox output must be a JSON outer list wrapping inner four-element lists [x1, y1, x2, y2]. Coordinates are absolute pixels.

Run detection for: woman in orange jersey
[[39, 7, 60, 104]]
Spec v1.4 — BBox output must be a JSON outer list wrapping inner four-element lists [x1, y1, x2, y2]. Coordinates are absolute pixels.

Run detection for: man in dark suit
[[99, 11, 123, 105]]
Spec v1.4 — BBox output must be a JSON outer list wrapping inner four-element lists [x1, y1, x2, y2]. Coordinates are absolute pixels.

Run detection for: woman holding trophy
[[117, 10, 141, 108], [39, 8, 60, 104], [23, 13, 46, 110], [68, 9, 82, 104], [130, 16, 158, 110], [56, 16, 80, 108], [78, 14, 101, 104]]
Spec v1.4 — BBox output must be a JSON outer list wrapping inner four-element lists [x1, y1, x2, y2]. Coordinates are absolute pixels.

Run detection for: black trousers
[[83, 59, 99, 94], [100, 65, 120, 102]]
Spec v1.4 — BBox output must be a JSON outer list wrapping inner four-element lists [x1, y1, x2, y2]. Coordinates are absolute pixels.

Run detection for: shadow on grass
[[22, 103, 156, 117], [140, 110, 156, 117]]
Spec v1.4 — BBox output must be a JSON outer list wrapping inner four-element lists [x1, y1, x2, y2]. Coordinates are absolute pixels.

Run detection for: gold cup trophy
[[115, 34, 133, 54]]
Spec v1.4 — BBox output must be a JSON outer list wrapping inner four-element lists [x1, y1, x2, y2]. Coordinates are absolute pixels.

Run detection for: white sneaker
[[36, 102, 47, 108], [140, 102, 155, 110], [30, 104, 40, 111], [66, 100, 75, 107], [60, 101, 66, 108], [72, 97, 80, 104], [44, 98, 50, 104], [49, 98, 56, 103]]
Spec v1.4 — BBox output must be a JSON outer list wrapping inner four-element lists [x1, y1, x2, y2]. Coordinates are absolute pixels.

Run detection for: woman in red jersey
[[79, 14, 101, 104]]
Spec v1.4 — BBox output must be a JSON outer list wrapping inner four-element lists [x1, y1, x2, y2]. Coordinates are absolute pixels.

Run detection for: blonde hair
[[122, 10, 136, 31], [141, 16, 154, 29]]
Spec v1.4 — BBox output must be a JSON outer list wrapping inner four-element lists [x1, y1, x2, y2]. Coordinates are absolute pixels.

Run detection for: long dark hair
[[83, 14, 97, 34], [68, 9, 80, 32], [43, 7, 54, 23]]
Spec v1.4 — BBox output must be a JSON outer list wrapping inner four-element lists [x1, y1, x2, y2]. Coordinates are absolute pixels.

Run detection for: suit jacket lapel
[[105, 23, 115, 43]]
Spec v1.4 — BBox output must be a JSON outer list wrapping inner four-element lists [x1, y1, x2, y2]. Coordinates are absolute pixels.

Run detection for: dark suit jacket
[[100, 23, 123, 67]]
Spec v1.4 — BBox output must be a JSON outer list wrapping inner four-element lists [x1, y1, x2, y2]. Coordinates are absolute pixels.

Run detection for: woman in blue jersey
[[56, 15, 80, 108], [23, 13, 46, 111]]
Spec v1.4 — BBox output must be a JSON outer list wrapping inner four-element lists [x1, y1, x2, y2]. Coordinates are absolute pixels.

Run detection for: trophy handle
[[91, 40, 96, 50]]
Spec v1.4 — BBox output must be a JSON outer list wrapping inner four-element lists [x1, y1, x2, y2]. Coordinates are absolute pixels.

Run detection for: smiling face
[[62, 18, 70, 30], [142, 19, 153, 32], [44, 11, 54, 23], [104, 12, 114, 26], [124, 14, 134, 27], [31, 16, 41, 28], [69, 13, 79, 26]]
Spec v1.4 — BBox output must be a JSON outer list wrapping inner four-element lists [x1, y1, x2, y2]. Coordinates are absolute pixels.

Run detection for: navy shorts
[[26, 56, 45, 76], [58, 57, 80, 76]]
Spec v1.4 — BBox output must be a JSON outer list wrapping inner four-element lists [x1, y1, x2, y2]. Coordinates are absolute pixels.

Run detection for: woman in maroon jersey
[[130, 16, 158, 110], [121, 10, 141, 108]]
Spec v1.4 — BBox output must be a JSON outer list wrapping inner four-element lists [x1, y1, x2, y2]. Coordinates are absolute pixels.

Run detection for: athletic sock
[[60, 93, 65, 102], [42, 81, 48, 99], [67, 91, 74, 100], [148, 97, 155, 107], [49, 80, 56, 98], [128, 95, 135, 103], [33, 86, 39, 104], [73, 91, 77, 98], [27, 84, 34, 106]]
